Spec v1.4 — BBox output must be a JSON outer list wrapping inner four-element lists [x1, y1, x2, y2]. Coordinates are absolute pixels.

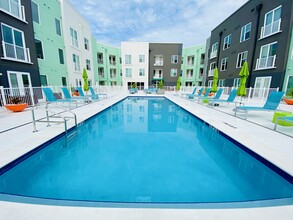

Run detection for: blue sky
[[68, 0, 248, 47]]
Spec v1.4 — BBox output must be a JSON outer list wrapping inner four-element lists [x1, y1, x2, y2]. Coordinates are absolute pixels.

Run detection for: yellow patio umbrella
[[237, 61, 249, 103], [211, 67, 219, 93]]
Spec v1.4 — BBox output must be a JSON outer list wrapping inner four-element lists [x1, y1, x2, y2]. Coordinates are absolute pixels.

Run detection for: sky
[[68, 0, 248, 47]]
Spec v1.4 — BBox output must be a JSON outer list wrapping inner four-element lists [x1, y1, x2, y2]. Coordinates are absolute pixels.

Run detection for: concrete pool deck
[[0, 91, 293, 220]]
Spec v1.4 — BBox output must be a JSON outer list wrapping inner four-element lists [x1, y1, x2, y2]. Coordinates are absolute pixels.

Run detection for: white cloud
[[68, 0, 248, 47]]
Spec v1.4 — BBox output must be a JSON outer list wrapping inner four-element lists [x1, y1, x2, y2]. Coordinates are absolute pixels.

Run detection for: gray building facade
[[207, 0, 293, 95]]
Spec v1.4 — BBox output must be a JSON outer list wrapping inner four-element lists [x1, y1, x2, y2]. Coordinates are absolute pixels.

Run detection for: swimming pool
[[0, 97, 292, 206]]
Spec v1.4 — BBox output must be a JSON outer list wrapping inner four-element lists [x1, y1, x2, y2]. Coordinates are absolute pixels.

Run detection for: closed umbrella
[[211, 67, 219, 93], [237, 61, 249, 103], [176, 76, 181, 91], [82, 68, 89, 92]]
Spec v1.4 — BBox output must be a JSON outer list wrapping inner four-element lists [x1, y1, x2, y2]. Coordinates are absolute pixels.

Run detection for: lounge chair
[[61, 87, 89, 102], [76, 87, 98, 102], [274, 116, 293, 130], [198, 88, 224, 103], [129, 88, 138, 94], [209, 89, 237, 107], [191, 88, 211, 101], [89, 87, 107, 99], [234, 91, 285, 119], [181, 87, 197, 98], [42, 87, 77, 107], [144, 88, 157, 94], [187, 87, 204, 99]]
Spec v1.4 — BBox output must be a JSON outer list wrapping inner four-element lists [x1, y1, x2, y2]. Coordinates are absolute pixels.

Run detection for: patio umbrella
[[237, 61, 249, 103], [176, 76, 181, 91], [82, 68, 89, 92], [211, 67, 219, 93]]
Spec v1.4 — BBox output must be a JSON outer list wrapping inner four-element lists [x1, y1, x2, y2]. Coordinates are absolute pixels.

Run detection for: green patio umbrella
[[211, 67, 219, 93], [176, 76, 181, 91], [82, 68, 89, 92], [237, 61, 249, 103]]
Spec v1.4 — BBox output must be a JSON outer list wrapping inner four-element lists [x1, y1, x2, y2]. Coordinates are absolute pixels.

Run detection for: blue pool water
[[0, 97, 292, 204]]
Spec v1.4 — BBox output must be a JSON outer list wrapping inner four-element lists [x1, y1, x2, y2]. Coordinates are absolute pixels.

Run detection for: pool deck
[[0, 91, 293, 220]]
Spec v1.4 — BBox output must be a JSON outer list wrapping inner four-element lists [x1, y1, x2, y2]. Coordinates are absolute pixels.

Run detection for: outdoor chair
[[181, 87, 197, 98], [42, 87, 77, 107], [187, 87, 204, 99], [191, 88, 212, 101], [76, 87, 98, 102], [208, 89, 237, 107], [89, 87, 107, 99], [61, 87, 89, 102], [234, 91, 285, 120], [198, 88, 224, 103], [274, 116, 293, 130]]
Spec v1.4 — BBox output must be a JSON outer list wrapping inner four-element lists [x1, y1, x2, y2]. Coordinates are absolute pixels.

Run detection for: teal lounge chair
[[61, 87, 89, 102], [191, 88, 211, 101], [198, 88, 223, 103], [187, 87, 204, 99], [274, 116, 293, 130], [209, 89, 237, 107], [234, 91, 285, 119], [42, 87, 77, 107], [182, 87, 197, 98], [89, 87, 107, 99], [76, 87, 98, 102]]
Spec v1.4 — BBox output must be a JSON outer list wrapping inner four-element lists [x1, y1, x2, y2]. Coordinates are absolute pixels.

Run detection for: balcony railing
[[255, 55, 276, 70], [154, 61, 163, 66], [210, 51, 217, 59], [260, 19, 281, 38], [2, 41, 31, 63], [110, 74, 116, 78], [153, 74, 163, 79], [0, 0, 26, 22], [110, 61, 116, 65]]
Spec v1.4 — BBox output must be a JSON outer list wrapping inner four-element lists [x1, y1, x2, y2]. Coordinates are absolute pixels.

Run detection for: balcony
[[153, 74, 163, 80], [0, 0, 26, 22], [260, 19, 281, 39], [210, 51, 217, 59], [2, 41, 31, 63], [110, 74, 116, 78], [154, 61, 163, 66], [110, 61, 116, 65], [255, 55, 276, 70], [187, 62, 194, 66], [186, 74, 193, 79]]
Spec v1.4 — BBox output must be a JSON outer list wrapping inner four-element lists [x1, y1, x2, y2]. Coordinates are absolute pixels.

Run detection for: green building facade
[[32, 0, 68, 86], [284, 28, 293, 95], [181, 44, 205, 87]]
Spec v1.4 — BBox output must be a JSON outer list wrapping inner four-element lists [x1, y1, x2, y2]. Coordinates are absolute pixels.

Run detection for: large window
[[31, 1, 39, 24], [170, 68, 177, 77], [0, 0, 25, 21], [84, 38, 89, 50], [223, 34, 231, 50], [220, 58, 228, 71], [210, 42, 218, 59], [236, 51, 248, 68], [171, 55, 178, 64], [219, 79, 225, 87], [208, 62, 216, 76], [125, 68, 132, 77], [256, 42, 277, 70], [62, 77, 67, 86], [40, 75, 48, 86], [261, 6, 282, 38], [86, 59, 91, 70], [70, 28, 78, 48], [55, 18, 61, 36], [240, 22, 251, 42], [72, 54, 80, 71], [125, 55, 131, 65], [1, 23, 30, 62], [233, 78, 240, 87], [139, 68, 145, 76], [154, 55, 163, 66], [58, 48, 64, 64], [35, 39, 44, 59], [139, 54, 145, 63]]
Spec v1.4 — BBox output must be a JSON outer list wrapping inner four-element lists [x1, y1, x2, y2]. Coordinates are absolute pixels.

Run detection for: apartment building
[[60, 0, 94, 88], [149, 43, 182, 87], [121, 42, 149, 90], [0, 0, 40, 89], [181, 44, 205, 86], [284, 28, 293, 94], [92, 41, 122, 86], [31, 0, 68, 86], [207, 0, 293, 98]]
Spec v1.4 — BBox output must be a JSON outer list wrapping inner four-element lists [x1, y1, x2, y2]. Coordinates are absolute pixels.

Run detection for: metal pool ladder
[[31, 104, 77, 138]]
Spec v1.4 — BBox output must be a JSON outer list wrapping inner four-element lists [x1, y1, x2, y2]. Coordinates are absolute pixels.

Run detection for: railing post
[[0, 86, 7, 106], [29, 86, 35, 106]]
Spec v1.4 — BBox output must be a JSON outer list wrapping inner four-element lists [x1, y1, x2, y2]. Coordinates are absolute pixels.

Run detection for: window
[[240, 22, 251, 42], [219, 79, 225, 87], [109, 55, 116, 65], [86, 59, 91, 70], [1, 23, 30, 62], [233, 78, 240, 87], [70, 28, 78, 48], [139, 68, 145, 76], [110, 69, 116, 78], [84, 38, 89, 50], [55, 18, 61, 36], [98, 67, 104, 77], [139, 54, 145, 63], [1, 0, 25, 21], [31, 1, 40, 24], [35, 39, 44, 59], [187, 56, 194, 65], [40, 75, 48, 86], [186, 69, 193, 78], [261, 6, 282, 38], [72, 54, 80, 71], [7, 71, 31, 94], [62, 77, 67, 86], [170, 69, 177, 77], [154, 55, 163, 66], [125, 68, 132, 77], [210, 42, 218, 59], [220, 58, 228, 71], [125, 55, 131, 65], [236, 51, 248, 68], [208, 80, 213, 87], [223, 34, 231, 50], [208, 62, 216, 76], [171, 55, 178, 64], [97, 53, 103, 64], [58, 48, 64, 64], [153, 69, 163, 78], [256, 42, 277, 70]]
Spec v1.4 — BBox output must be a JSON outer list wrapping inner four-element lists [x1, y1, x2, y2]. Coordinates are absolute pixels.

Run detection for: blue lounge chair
[[61, 87, 89, 102], [234, 91, 285, 119], [274, 116, 293, 130], [76, 87, 98, 102], [129, 88, 138, 94], [198, 88, 224, 103], [182, 87, 197, 98], [191, 88, 211, 101], [42, 87, 77, 107], [209, 89, 237, 107], [187, 87, 204, 99], [89, 87, 107, 99]]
